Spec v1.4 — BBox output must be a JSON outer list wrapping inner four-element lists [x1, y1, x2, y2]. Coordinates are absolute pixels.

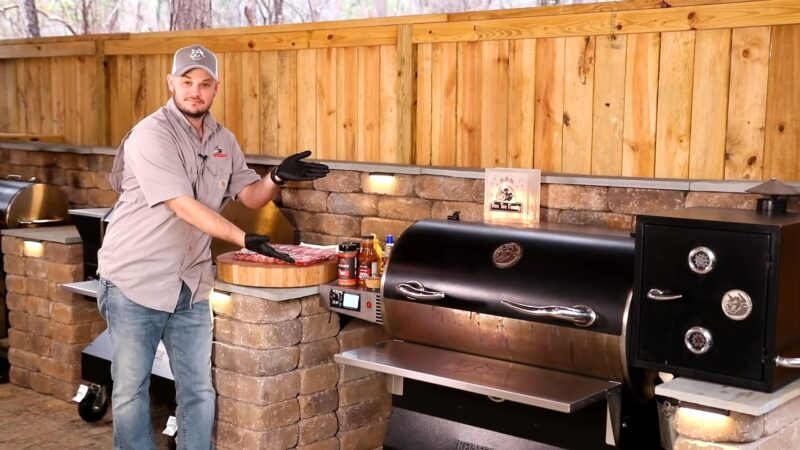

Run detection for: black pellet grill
[[333, 219, 659, 450]]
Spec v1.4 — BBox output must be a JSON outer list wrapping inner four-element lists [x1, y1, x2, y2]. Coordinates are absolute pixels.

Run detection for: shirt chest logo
[[212, 145, 229, 158]]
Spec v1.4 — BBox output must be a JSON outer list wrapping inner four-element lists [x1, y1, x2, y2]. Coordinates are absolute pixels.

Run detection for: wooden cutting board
[[216, 251, 337, 288]]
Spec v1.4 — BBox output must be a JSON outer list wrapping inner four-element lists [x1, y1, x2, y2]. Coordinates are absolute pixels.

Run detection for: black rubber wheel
[[167, 434, 177, 450], [78, 387, 109, 422]]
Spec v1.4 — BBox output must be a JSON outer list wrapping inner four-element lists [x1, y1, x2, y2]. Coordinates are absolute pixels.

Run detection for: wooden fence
[[1, 0, 799, 181]]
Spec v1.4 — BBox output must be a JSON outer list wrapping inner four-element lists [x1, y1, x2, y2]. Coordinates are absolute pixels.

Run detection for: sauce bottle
[[357, 235, 377, 287], [337, 242, 359, 286], [381, 234, 394, 273]]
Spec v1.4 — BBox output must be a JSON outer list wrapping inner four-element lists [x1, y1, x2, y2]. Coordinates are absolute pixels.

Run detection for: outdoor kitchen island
[[6, 219, 800, 449], [3, 224, 391, 450]]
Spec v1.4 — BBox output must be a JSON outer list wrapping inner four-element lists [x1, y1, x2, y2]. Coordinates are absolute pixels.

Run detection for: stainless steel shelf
[[61, 280, 99, 298], [335, 340, 620, 413]]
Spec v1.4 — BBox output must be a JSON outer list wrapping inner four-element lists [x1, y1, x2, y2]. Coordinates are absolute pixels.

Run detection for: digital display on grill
[[342, 292, 360, 310]]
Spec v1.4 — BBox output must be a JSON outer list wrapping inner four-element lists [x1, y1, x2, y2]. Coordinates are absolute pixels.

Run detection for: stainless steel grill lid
[[0, 179, 70, 228]]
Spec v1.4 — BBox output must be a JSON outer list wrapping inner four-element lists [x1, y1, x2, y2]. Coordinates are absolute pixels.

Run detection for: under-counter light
[[209, 289, 232, 311], [22, 240, 44, 258], [676, 401, 732, 433], [366, 172, 396, 193]]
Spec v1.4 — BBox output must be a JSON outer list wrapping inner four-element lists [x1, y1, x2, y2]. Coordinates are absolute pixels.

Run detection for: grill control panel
[[319, 282, 383, 324]]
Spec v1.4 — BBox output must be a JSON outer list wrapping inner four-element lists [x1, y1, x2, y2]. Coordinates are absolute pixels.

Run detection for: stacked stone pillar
[[2, 236, 104, 401], [211, 292, 390, 450], [665, 396, 800, 449]]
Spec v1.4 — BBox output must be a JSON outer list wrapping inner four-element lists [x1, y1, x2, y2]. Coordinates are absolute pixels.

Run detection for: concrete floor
[[0, 357, 173, 449]]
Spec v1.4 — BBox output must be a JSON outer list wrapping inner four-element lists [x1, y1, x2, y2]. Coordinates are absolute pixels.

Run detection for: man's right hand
[[244, 234, 295, 264]]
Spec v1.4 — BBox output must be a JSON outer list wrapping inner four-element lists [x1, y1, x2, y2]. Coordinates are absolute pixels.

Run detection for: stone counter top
[[1, 225, 81, 244], [63, 278, 320, 302]]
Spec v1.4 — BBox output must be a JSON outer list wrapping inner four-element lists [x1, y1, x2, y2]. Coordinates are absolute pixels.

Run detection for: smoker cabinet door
[[636, 224, 770, 381]]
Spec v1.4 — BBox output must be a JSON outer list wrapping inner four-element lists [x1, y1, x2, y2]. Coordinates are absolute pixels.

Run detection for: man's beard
[[174, 95, 209, 119]]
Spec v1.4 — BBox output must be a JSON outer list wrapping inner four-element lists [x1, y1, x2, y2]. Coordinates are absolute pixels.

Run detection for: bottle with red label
[[337, 242, 359, 286], [357, 235, 377, 287]]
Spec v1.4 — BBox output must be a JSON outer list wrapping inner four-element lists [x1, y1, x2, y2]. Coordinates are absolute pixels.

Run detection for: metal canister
[[337, 242, 359, 286]]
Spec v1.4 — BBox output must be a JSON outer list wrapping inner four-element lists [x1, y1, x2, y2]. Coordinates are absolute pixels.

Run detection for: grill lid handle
[[396, 281, 445, 301], [500, 300, 597, 327], [775, 356, 800, 368], [646, 288, 683, 301]]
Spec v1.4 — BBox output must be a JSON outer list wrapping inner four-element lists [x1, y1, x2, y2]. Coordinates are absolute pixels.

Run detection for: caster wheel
[[78, 384, 110, 422], [167, 435, 177, 450]]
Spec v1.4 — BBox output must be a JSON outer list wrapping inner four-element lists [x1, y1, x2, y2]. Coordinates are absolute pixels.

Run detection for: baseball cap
[[171, 44, 219, 81]]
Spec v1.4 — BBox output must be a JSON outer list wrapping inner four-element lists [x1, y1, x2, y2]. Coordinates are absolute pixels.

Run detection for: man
[[96, 44, 329, 450]]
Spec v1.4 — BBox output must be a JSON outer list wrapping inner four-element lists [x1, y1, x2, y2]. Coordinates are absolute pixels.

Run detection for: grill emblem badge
[[685, 326, 713, 354], [493, 242, 523, 268], [721, 289, 753, 320], [688, 246, 716, 274]]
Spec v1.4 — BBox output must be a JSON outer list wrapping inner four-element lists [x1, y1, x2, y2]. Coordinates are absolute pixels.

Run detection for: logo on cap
[[190, 48, 206, 61]]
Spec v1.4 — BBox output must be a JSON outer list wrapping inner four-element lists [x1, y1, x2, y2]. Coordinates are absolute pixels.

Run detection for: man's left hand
[[273, 150, 329, 182]]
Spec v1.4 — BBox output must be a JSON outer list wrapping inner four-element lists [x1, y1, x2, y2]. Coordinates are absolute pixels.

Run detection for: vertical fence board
[[563, 35, 595, 175], [259, 51, 277, 156], [507, 39, 536, 168], [131, 55, 147, 124], [764, 25, 800, 180], [316, 48, 337, 160], [277, 51, 297, 157], [296, 49, 317, 154], [724, 27, 770, 180], [430, 42, 458, 167], [78, 55, 98, 145], [26, 58, 46, 134], [689, 29, 732, 179], [456, 41, 482, 168], [109, 56, 132, 145], [533, 37, 565, 172], [415, 43, 432, 166], [480, 40, 509, 168], [379, 45, 400, 163], [622, 33, 660, 177], [208, 53, 225, 124], [15, 61, 28, 131], [0, 61, 14, 131], [144, 55, 164, 113], [358, 46, 381, 162], [397, 24, 414, 165], [592, 34, 627, 176], [655, 31, 695, 179], [49, 58, 66, 138], [336, 47, 358, 161], [225, 52, 244, 148], [241, 52, 261, 153], [64, 58, 79, 144]]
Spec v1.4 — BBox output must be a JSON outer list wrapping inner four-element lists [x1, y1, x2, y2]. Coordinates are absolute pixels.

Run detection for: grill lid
[[383, 220, 634, 335]]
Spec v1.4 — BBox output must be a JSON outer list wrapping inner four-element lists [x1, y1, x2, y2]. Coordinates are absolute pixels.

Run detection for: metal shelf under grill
[[335, 340, 620, 413]]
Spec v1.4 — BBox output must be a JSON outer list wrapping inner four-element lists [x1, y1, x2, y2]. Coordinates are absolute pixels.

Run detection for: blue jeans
[[97, 278, 215, 450]]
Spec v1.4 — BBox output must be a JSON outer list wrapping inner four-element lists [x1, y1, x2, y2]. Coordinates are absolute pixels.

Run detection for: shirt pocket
[[201, 160, 231, 210]]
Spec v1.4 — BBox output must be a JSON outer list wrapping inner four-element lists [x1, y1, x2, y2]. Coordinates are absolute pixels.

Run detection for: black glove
[[271, 150, 329, 185], [244, 233, 295, 264]]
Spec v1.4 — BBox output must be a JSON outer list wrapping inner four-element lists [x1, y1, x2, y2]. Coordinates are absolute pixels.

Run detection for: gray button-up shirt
[[98, 98, 260, 312]]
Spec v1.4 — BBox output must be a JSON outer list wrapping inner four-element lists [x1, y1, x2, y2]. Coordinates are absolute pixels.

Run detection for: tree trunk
[[244, 0, 257, 26], [19, 0, 40, 37], [170, 0, 212, 30]]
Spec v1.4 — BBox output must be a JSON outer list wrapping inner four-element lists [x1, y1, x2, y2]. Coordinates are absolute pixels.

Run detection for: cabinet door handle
[[647, 289, 683, 301]]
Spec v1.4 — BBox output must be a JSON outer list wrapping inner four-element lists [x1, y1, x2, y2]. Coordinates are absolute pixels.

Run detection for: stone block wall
[[664, 393, 800, 449], [2, 236, 105, 401], [0, 149, 118, 208], [210, 292, 389, 450]]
